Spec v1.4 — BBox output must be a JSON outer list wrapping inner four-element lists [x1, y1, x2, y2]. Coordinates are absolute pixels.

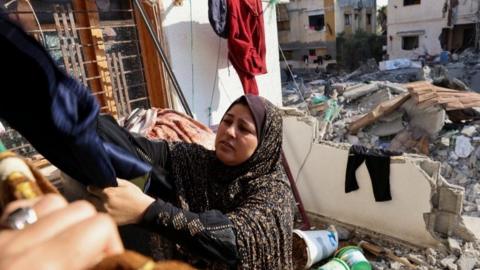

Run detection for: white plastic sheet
[[455, 135, 474, 158]]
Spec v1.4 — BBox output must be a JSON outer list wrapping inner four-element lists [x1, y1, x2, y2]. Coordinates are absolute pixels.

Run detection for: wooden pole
[[72, 0, 117, 116], [133, 0, 171, 109]]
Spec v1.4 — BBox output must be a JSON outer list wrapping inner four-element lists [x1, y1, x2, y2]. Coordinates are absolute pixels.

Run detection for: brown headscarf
[[168, 95, 294, 269]]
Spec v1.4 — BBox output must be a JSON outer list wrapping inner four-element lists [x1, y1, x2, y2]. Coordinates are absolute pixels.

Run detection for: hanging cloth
[[345, 145, 402, 202], [208, 0, 229, 38], [227, 0, 267, 95]]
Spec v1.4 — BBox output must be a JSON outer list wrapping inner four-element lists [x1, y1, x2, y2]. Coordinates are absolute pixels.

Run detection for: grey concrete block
[[439, 186, 465, 214], [434, 211, 460, 236]]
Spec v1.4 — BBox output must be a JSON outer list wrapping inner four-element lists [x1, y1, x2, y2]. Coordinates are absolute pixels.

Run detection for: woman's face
[[215, 104, 259, 166]]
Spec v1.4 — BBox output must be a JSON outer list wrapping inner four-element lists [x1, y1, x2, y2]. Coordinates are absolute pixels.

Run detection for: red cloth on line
[[227, 0, 267, 95]]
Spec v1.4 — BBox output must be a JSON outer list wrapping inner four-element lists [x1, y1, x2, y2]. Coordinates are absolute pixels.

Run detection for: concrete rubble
[[282, 49, 480, 269]]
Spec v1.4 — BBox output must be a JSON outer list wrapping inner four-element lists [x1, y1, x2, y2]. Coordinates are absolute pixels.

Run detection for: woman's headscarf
[[168, 95, 294, 269]]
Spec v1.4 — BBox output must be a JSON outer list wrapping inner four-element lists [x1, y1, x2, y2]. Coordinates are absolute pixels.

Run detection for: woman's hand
[[87, 179, 155, 226], [0, 194, 124, 270]]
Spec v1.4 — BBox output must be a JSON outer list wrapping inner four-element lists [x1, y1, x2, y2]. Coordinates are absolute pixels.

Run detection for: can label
[[340, 250, 368, 265]]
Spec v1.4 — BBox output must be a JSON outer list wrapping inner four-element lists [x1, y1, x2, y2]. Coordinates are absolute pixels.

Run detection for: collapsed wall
[[282, 115, 480, 247]]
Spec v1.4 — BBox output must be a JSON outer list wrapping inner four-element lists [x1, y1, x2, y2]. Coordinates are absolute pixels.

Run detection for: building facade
[[387, 0, 480, 60], [277, 0, 376, 69]]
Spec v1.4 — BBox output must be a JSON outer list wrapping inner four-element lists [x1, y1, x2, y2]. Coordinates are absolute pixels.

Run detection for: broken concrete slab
[[438, 186, 464, 215], [440, 255, 458, 270], [370, 117, 405, 137], [358, 88, 392, 112], [342, 83, 380, 101], [389, 126, 430, 155], [376, 82, 408, 95], [456, 252, 477, 270], [279, 106, 307, 117], [456, 216, 480, 243], [378, 109, 404, 123], [348, 93, 411, 134], [284, 116, 444, 247], [448, 238, 463, 256], [284, 115, 480, 248], [401, 99, 446, 136]]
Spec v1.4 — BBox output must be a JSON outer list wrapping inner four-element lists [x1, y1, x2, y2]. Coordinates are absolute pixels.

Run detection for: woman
[[89, 95, 294, 269]]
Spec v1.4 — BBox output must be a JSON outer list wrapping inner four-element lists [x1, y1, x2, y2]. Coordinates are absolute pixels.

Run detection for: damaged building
[[3, 0, 480, 268], [387, 0, 480, 60], [277, 0, 376, 69]]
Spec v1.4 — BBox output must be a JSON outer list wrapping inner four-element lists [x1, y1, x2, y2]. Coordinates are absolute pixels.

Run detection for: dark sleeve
[[142, 199, 239, 266], [97, 115, 175, 201]]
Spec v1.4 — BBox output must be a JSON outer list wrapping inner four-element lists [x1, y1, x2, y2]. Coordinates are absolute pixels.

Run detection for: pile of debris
[[282, 49, 480, 218], [297, 80, 480, 217], [339, 225, 480, 270], [295, 215, 480, 270], [282, 49, 480, 269]]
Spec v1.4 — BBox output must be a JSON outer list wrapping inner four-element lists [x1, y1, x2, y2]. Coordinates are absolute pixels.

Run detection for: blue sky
[[377, 0, 388, 8]]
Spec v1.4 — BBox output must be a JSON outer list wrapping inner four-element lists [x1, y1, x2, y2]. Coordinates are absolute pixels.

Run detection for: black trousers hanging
[[345, 145, 402, 202]]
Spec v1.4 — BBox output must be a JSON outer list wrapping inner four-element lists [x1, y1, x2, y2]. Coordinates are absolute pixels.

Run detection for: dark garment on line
[[96, 115, 239, 267], [97, 115, 175, 202], [208, 0, 229, 38], [345, 145, 402, 202], [0, 14, 150, 188]]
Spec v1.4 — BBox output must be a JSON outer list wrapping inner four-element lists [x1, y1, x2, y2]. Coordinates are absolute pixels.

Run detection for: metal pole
[[132, 0, 193, 117], [281, 151, 311, 230]]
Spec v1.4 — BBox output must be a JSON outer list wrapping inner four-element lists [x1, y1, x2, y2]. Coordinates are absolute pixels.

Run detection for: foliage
[[336, 31, 385, 71], [377, 5, 387, 35]]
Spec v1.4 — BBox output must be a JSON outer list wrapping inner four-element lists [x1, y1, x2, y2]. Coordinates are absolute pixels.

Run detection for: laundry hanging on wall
[[208, 0, 229, 38], [227, 0, 267, 95], [345, 145, 402, 202]]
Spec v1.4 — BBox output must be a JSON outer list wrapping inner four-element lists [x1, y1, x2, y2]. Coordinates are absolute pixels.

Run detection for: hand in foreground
[[87, 179, 155, 226], [0, 194, 124, 270]]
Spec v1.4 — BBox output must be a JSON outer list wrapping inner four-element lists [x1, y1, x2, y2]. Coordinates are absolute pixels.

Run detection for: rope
[[189, 0, 195, 112]]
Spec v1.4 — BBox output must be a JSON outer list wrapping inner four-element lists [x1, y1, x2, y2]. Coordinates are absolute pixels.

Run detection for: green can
[[316, 258, 350, 270], [335, 246, 372, 270]]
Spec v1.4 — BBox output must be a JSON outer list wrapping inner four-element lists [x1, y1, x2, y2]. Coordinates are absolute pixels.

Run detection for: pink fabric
[[146, 109, 215, 150]]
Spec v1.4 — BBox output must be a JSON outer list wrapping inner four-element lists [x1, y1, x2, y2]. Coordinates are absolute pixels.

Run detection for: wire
[[294, 120, 316, 184], [3, 0, 16, 8], [279, 45, 300, 90], [208, 37, 222, 126], [278, 44, 312, 117], [189, 0, 195, 112], [24, 0, 46, 47]]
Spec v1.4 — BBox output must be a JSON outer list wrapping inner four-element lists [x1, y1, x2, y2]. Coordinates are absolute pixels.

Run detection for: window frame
[[344, 13, 351, 26], [403, 0, 421, 6], [402, 35, 420, 50], [308, 14, 325, 31]]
